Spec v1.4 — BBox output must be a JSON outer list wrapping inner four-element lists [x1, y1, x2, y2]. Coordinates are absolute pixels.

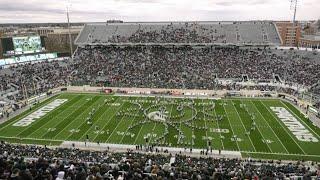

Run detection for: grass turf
[[0, 93, 319, 161]]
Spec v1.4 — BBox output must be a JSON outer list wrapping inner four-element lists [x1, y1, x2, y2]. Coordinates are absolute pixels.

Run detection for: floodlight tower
[[66, 1, 74, 60], [290, 0, 298, 46]]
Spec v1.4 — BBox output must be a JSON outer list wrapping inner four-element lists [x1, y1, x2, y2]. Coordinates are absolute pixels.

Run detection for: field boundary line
[[248, 100, 289, 153], [240, 151, 320, 157], [260, 100, 307, 155], [228, 100, 257, 152], [0, 136, 63, 142]]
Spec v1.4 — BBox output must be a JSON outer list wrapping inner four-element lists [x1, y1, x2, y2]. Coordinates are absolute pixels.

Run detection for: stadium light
[[290, 0, 298, 47], [66, 0, 74, 61]]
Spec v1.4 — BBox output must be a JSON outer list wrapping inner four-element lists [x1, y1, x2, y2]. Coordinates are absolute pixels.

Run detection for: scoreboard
[[1, 36, 46, 56], [13, 36, 43, 54], [0, 36, 60, 67]]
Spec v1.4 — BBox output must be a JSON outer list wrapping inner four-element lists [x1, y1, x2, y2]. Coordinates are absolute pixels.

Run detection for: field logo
[[270, 107, 318, 142], [13, 99, 68, 127], [147, 111, 168, 122]]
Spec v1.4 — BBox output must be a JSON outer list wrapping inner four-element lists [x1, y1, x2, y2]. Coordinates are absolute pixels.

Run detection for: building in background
[[299, 20, 320, 49], [275, 21, 301, 47], [44, 28, 80, 55], [299, 33, 320, 49], [301, 21, 318, 35]]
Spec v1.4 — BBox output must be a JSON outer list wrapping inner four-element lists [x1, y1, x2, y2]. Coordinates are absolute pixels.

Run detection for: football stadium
[[1, 1, 320, 179]]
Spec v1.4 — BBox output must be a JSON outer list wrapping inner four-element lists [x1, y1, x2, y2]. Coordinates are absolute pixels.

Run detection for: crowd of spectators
[[0, 142, 319, 180], [71, 46, 320, 89], [81, 22, 280, 45], [0, 46, 320, 110], [0, 60, 71, 101], [109, 24, 224, 44]]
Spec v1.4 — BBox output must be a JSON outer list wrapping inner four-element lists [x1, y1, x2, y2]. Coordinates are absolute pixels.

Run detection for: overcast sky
[[0, 0, 319, 23]]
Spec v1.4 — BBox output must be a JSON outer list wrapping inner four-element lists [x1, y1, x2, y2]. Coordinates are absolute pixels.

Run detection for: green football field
[[0, 93, 320, 161]]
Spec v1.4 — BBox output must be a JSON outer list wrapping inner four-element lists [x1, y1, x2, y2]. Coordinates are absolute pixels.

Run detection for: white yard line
[[211, 100, 225, 150], [131, 99, 150, 145], [148, 98, 167, 145], [238, 99, 274, 153], [228, 100, 257, 152], [202, 99, 213, 149], [239, 99, 274, 153], [133, 117, 148, 144], [64, 98, 106, 140], [119, 98, 147, 144], [167, 102, 175, 143], [105, 100, 133, 143], [248, 100, 289, 154], [91, 98, 127, 141], [221, 101, 241, 151], [51, 96, 101, 139], [260, 100, 307, 155], [133, 98, 159, 145], [178, 100, 183, 147], [78, 97, 121, 140]]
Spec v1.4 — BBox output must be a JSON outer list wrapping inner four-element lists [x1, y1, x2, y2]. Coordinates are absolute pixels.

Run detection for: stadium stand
[[0, 48, 320, 115], [75, 22, 281, 45], [70, 46, 320, 88], [0, 142, 319, 179], [0, 47, 320, 100]]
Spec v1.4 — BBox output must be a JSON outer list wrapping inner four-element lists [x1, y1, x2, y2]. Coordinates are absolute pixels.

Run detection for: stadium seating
[[0, 142, 319, 179], [0, 47, 320, 102], [75, 21, 281, 45]]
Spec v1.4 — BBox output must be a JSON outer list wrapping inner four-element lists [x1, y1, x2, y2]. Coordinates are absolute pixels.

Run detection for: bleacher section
[[75, 21, 281, 45]]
